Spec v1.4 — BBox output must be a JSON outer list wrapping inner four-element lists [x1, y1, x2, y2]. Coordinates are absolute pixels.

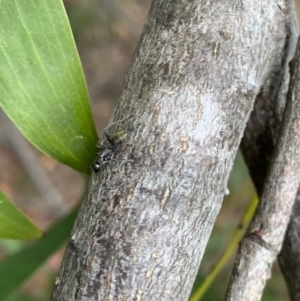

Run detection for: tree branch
[[226, 30, 300, 301], [279, 191, 300, 301], [236, 1, 300, 299], [51, 1, 291, 300]]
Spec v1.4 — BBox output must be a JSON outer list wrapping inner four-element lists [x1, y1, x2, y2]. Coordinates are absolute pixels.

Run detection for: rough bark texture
[[279, 191, 300, 301], [51, 1, 291, 301], [238, 1, 300, 300], [278, 7, 300, 301], [226, 39, 300, 300], [241, 1, 299, 195]]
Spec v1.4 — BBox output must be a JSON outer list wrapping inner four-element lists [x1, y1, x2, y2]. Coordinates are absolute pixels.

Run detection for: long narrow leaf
[[0, 207, 78, 300], [0, 191, 43, 240], [0, 0, 98, 173]]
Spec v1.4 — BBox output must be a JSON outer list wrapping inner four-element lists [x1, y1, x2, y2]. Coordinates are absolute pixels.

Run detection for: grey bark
[[51, 1, 292, 301], [231, 1, 300, 300], [278, 7, 300, 301], [279, 192, 300, 301], [226, 35, 300, 301]]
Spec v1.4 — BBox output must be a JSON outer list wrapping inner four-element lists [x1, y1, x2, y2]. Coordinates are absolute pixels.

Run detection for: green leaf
[[5, 292, 44, 301], [0, 0, 98, 174], [0, 207, 78, 300], [0, 191, 43, 240]]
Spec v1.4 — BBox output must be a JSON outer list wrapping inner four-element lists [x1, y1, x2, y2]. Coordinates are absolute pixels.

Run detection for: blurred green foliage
[[0, 191, 42, 239], [0, 208, 78, 300]]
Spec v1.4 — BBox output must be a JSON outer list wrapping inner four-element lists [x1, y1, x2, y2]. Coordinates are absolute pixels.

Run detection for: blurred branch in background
[[0, 110, 68, 217]]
